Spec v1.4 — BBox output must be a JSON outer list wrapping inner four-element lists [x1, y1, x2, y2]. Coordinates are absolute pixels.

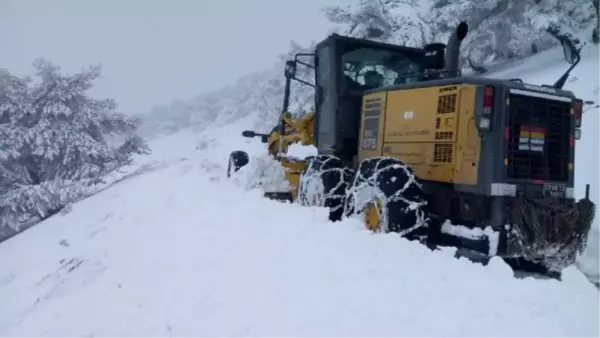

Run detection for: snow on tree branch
[[323, 0, 596, 68], [0, 59, 151, 229]]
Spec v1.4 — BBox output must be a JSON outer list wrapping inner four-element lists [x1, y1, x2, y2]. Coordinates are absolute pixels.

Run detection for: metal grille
[[363, 98, 382, 117], [435, 131, 453, 140], [434, 143, 453, 162], [437, 94, 457, 114], [506, 94, 571, 181]]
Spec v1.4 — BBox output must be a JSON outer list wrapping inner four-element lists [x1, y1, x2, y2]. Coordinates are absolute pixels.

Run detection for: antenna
[[547, 26, 583, 89]]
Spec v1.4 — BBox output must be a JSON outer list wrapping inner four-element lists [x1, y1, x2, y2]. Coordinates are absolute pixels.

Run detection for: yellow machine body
[[265, 111, 315, 200], [358, 84, 481, 186]]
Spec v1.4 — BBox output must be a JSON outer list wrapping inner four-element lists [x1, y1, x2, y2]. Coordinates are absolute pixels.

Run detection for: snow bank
[[286, 143, 318, 159], [0, 132, 597, 336]]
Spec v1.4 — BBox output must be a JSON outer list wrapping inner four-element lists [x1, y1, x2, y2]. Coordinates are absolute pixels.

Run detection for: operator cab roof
[[316, 33, 425, 57]]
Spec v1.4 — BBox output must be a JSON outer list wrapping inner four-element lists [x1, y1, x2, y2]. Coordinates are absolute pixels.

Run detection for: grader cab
[[229, 22, 595, 278]]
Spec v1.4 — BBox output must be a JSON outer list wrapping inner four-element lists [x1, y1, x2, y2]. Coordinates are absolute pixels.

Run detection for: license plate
[[543, 183, 566, 198]]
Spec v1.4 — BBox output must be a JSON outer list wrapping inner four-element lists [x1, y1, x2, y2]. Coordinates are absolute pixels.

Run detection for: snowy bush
[[429, 0, 596, 66], [229, 154, 290, 193], [323, 0, 596, 69], [323, 0, 434, 47], [0, 59, 151, 229], [592, 0, 599, 43], [139, 40, 317, 139]]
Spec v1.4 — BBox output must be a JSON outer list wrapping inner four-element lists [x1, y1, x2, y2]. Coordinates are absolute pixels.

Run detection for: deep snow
[[1, 34, 599, 337], [0, 121, 598, 337]]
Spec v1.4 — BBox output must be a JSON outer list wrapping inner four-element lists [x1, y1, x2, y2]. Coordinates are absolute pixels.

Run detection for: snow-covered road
[[0, 119, 598, 336]]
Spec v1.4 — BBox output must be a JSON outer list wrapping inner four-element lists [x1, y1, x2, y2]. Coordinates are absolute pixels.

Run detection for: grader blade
[[264, 191, 294, 203]]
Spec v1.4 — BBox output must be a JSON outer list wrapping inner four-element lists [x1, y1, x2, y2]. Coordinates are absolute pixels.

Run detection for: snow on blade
[[285, 142, 318, 160], [441, 220, 500, 256]]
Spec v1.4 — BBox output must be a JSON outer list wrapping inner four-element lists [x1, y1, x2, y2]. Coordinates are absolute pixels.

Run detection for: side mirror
[[285, 60, 297, 78], [242, 130, 256, 138], [242, 130, 270, 143]]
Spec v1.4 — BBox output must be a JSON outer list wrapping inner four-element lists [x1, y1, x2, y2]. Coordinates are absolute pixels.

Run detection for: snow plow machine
[[227, 22, 596, 279]]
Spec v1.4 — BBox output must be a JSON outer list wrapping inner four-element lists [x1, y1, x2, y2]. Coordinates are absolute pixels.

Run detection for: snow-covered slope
[[137, 42, 316, 139], [1, 118, 598, 336]]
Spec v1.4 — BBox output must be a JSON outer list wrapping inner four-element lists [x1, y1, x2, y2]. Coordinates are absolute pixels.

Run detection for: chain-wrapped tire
[[226, 150, 249, 178], [297, 155, 353, 221], [345, 157, 431, 239]]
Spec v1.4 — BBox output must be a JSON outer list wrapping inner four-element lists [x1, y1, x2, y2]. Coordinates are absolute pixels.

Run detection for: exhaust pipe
[[444, 22, 469, 71]]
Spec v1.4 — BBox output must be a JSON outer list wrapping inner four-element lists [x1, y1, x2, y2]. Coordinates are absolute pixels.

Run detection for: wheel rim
[[365, 199, 384, 232]]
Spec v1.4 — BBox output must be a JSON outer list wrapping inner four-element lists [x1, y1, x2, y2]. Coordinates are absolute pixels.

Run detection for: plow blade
[[504, 192, 596, 271]]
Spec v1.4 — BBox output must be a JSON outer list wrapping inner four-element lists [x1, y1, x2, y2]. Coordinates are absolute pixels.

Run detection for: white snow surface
[[1, 35, 599, 336], [1, 121, 598, 337], [286, 143, 319, 160]]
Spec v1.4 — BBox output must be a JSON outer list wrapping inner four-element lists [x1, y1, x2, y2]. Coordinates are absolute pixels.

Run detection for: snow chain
[[506, 197, 595, 268]]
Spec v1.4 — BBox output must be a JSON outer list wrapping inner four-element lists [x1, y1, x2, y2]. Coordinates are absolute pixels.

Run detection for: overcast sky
[[1, 0, 341, 114]]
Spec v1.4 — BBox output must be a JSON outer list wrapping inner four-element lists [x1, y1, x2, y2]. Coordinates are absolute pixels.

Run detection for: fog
[[1, 0, 341, 114]]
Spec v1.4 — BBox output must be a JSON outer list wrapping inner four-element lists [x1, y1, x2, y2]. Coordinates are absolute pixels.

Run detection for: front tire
[[297, 155, 353, 222]]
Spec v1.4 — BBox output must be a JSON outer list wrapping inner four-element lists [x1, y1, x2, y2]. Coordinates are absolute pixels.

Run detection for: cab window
[[341, 47, 421, 91]]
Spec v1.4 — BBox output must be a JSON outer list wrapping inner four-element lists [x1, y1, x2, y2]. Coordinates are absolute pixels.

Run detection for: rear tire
[[297, 155, 353, 222], [345, 157, 430, 238], [226, 150, 249, 178]]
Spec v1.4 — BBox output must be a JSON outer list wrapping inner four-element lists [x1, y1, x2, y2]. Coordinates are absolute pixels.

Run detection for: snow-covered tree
[[139, 39, 318, 138], [323, 0, 595, 68], [0, 59, 150, 229], [592, 0, 599, 43], [430, 0, 596, 66], [323, 0, 433, 47]]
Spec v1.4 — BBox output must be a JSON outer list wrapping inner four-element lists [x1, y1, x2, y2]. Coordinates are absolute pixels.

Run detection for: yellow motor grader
[[228, 22, 596, 278]]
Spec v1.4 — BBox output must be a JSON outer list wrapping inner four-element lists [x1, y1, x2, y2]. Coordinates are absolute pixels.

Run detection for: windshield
[[341, 47, 421, 91]]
